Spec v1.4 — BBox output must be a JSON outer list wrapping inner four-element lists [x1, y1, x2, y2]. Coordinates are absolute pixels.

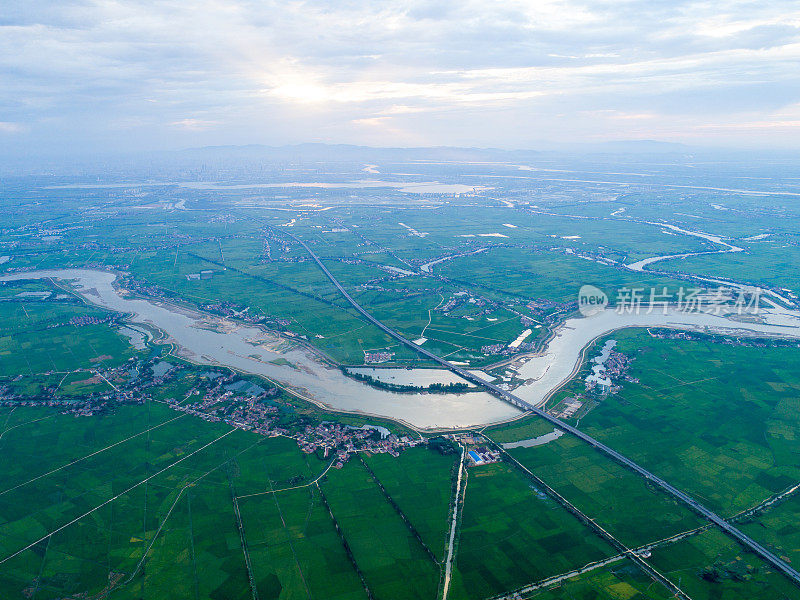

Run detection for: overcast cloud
[[2, 0, 800, 153]]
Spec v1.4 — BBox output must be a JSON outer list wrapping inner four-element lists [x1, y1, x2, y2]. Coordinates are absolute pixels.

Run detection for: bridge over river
[[279, 226, 800, 590]]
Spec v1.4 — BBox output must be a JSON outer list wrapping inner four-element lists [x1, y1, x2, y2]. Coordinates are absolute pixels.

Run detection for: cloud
[[0, 122, 25, 133], [351, 117, 390, 127], [1, 0, 800, 151], [171, 118, 219, 131]]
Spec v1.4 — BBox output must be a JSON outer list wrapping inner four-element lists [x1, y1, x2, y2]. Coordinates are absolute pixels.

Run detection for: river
[[3, 269, 800, 429], [626, 222, 743, 272], [0, 269, 514, 429], [511, 305, 800, 407]]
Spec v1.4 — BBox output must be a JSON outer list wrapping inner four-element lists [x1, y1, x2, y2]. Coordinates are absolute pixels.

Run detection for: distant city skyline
[[3, 1, 800, 156]]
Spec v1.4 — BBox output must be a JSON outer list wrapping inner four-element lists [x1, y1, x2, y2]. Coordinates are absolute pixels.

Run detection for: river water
[[3, 269, 800, 429], [626, 222, 743, 272], [0, 270, 514, 429], [511, 306, 800, 407]]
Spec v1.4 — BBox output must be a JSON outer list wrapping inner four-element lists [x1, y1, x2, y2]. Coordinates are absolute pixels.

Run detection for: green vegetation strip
[[317, 484, 375, 600], [358, 455, 441, 565]]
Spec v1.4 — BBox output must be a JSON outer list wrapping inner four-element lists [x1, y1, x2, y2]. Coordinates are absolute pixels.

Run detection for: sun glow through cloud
[[2, 0, 800, 151]]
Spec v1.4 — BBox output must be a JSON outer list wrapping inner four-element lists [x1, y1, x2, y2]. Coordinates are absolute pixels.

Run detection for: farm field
[[0, 403, 267, 599], [572, 329, 800, 516], [437, 247, 689, 304], [0, 297, 135, 378], [738, 492, 800, 570], [527, 562, 673, 600], [0, 402, 332, 599], [659, 235, 800, 293], [363, 447, 457, 562], [645, 528, 800, 600], [3, 155, 800, 600], [238, 486, 368, 600], [319, 459, 442, 600], [449, 462, 615, 600], [502, 430, 705, 548]]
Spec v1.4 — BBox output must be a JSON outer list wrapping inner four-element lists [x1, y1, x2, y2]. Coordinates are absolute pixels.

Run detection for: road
[[279, 227, 800, 588], [441, 444, 466, 600]]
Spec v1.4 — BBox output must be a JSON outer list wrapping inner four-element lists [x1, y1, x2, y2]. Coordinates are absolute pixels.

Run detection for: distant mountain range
[[174, 140, 694, 163], [4, 139, 791, 177]]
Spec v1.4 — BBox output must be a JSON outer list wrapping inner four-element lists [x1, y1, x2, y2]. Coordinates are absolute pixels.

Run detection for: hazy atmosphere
[[4, 3, 800, 600], [3, 0, 800, 155]]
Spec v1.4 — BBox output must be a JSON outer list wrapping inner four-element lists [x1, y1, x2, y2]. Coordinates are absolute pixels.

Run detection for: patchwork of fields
[[3, 170, 800, 599]]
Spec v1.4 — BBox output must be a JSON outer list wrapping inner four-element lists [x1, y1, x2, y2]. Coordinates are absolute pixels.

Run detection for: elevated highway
[[279, 227, 800, 588]]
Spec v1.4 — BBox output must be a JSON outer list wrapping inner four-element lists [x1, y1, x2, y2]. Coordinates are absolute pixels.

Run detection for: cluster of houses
[[481, 343, 507, 355], [585, 345, 636, 395], [118, 275, 168, 301], [603, 349, 637, 386], [161, 370, 423, 468], [68, 314, 115, 326], [0, 360, 146, 416], [297, 422, 423, 468], [364, 351, 394, 364], [481, 339, 537, 356], [2, 351, 429, 470], [435, 291, 494, 317], [546, 344, 637, 420], [526, 298, 572, 314], [185, 269, 215, 281], [170, 375, 282, 436], [0, 393, 113, 416], [648, 327, 800, 350]]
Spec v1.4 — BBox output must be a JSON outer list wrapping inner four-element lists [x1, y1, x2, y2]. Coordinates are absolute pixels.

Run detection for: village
[[0, 356, 425, 469], [170, 370, 425, 468], [550, 341, 637, 420]]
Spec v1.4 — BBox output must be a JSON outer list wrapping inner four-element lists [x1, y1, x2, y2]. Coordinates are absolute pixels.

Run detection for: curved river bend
[[3, 269, 800, 429]]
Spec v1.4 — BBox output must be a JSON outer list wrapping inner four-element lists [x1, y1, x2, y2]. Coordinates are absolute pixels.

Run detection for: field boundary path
[[0, 428, 238, 566], [440, 444, 466, 600], [487, 437, 690, 599], [276, 226, 800, 589]]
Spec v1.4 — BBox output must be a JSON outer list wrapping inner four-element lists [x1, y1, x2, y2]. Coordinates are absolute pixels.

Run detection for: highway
[[279, 227, 800, 588]]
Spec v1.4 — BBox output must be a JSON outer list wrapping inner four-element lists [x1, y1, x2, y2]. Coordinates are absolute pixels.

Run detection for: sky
[[2, 0, 800, 155]]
